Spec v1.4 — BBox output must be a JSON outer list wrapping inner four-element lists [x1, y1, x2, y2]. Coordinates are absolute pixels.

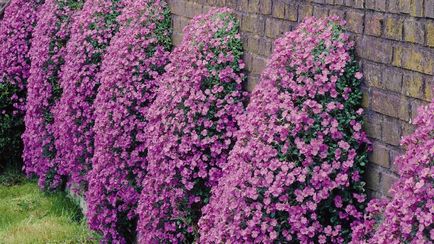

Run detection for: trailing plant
[[23, 0, 85, 191], [85, 0, 172, 242], [198, 16, 369, 243], [52, 0, 127, 192], [0, 0, 44, 172], [352, 99, 433, 244], [137, 8, 247, 242]]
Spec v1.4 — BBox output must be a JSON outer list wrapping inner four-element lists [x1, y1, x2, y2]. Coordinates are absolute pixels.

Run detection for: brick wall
[[168, 0, 434, 198]]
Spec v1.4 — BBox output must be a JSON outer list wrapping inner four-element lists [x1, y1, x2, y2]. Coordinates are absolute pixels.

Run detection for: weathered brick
[[369, 142, 390, 167], [399, 0, 411, 13], [410, 98, 427, 120], [402, 119, 416, 136], [427, 21, 434, 47], [260, 0, 272, 15], [382, 67, 403, 93], [241, 15, 265, 35], [382, 117, 401, 146], [370, 89, 400, 118], [365, 0, 376, 9], [285, 4, 298, 22], [298, 4, 313, 21], [376, 0, 387, 11], [361, 86, 370, 108], [366, 165, 381, 191], [404, 19, 425, 44], [384, 16, 403, 40], [354, 0, 365, 8], [272, 0, 285, 19], [403, 71, 424, 99], [335, 0, 345, 5], [246, 75, 259, 92], [392, 45, 403, 67], [365, 111, 383, 140], [265, 18, 288, 39], [380, 173, 398, 196], [364, 62, 383, 88], [388, 0, 400, 13], [410, 0, 424, 17], [401, 47, 434, 75], [329, 9, 345, 19], [247, 0, 260, 13], [398, 96, 411, 121], [426, 0, 434, 18], [365, 13, 383, 37], [313, 6, 329, 19], [251, 55, 267, 75], [358, 36, 393, 64], [346, 9, 364, 33], [425, 77, 433, 100]]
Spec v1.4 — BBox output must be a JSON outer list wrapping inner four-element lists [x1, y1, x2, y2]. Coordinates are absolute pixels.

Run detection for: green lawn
[[0, 172, 99, 244]]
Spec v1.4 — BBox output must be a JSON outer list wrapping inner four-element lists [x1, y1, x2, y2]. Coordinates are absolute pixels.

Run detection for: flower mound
[[0, 0, 43, 170], [137, 8, 246, 242], [23, 0, 85, 191], [352, 99, 433, 244], [199, 16, 369, 243], [85, 0, 171, 242], [52, 0, 127, 191]]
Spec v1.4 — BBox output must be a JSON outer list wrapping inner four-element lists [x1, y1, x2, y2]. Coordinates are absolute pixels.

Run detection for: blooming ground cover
[[53, 0, 127, 192], [86, 0, 172, 242], [352, 99, 433, 244], [23, 0, 85, 192], [199, 16, 369, 243], [0, 0, 432, 242], [137, 8, 247, 242], [0, 0, 44, 172]]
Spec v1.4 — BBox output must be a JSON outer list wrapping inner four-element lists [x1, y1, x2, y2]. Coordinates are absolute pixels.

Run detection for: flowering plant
[[137, 8, 246, 242], [85, 0, 171, 242], [199, 16, 369, 243], [52, 0, 127, 191], [351, 99, 433, 244], [0, 0, 44, 171], [23, 0, 85, 191]]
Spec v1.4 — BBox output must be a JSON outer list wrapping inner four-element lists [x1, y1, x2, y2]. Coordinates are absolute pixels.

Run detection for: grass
[[0, 170, 100, 244]]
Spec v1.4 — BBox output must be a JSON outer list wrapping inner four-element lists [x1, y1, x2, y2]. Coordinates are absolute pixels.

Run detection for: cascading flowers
[[199, 16, 369, 243], [0, 0, 44, 171], [137, 8, 247, 242], [86, 0, 172, 242], [23, 0, 85, 191], [351, 99, 433, 244], [52, 0, 127, 192]]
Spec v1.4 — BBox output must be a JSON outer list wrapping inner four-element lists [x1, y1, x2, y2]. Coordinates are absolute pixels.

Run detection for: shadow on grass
[[0, 168, 100, 243]]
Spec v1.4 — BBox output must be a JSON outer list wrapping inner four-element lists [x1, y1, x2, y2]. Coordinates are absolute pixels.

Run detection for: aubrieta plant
[[0, 0, 44, 171], [352, 99, 433, 244], [23, 0, 85, 191], [137, 8, 246, 243], [52, 0, 127, 192], [86, 0, 171, 242], [199, 16, 369, 243]]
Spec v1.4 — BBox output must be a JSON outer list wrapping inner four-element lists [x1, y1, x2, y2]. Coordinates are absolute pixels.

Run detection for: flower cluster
[[352, 99, 433, 244], [0, 0, 43, 170], [137, 8, 246, 242], [85, 0, 171, 242], [52, 0, 127, 191], [23, 0, 85, 191], [199, 16, 369, 243]]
